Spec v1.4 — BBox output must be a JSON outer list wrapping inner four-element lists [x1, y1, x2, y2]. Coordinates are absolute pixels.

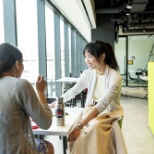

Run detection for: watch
[[76, 122, 83, 129]]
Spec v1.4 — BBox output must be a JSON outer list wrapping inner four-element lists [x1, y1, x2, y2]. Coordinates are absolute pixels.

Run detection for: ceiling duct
[[111, 14, 130, 23], [128, 22, 154, 27], [96, 2, 127, 14], [122, 27, 154, 33], [131, 0, 149, 12]]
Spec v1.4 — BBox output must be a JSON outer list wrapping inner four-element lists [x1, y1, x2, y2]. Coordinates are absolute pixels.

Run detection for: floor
[[44, 96, 154, 154], [122, 79, 148, 87], [121, 96, 154, 154]]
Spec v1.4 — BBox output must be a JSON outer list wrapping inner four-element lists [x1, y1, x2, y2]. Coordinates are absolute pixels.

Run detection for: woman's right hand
[[68, 126, 81, 142], [36, 75, 48, 105], [36, 75, 47, 92]]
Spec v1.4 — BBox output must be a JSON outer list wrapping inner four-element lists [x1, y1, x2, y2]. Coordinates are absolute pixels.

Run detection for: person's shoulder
[[108, 66, 120, 76], [80, 69, 95, 81], [16, 78, 32, 88], [82, 69, 94, 74], [111, 68, 119, 74], [16, 78, 30, 83]]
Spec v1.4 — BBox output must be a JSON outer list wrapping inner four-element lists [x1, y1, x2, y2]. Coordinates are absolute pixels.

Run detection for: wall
[[91, 14, 115, 47], [148, 62, 154, 136]]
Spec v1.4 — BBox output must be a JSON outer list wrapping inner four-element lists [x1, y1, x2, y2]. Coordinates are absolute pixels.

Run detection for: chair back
[[46, 97, 56, 104], [136, 68, 143, 76]]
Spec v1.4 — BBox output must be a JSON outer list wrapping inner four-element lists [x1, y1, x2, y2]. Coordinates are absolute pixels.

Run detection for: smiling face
[[84, 50, 105, 71], [83, 41, 119, 72]]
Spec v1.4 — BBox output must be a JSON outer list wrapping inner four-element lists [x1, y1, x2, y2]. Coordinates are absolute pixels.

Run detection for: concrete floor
[[121, 96, 154, 154], [44, 96, 154, 154]]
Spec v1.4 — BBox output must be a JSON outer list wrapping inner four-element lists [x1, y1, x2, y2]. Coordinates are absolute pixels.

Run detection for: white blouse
[[93, 73, 105, 102]]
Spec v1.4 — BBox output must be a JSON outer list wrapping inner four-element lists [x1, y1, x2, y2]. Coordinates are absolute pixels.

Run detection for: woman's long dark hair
[[83, 40, 119, 71], [0, 43, 23, 76]]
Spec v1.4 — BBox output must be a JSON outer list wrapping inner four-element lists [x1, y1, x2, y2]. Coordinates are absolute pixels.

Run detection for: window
[[115, 35, 153, 87], [45, 3, 55, 96], [0, 0, 4, 43], [60, 18, 65, 77], [68, 26, 72, 75], [16, 0, 38, 85]]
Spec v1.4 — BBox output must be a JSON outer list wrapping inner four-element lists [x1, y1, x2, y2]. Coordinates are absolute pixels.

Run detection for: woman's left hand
[[67, 126, 81, 142]]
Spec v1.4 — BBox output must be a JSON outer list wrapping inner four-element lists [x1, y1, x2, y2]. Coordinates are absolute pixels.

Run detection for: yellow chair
[[118, 117, 123, 129]]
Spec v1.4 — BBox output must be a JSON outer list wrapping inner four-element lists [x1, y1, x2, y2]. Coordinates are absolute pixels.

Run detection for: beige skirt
[[68, 106, 120, 154]]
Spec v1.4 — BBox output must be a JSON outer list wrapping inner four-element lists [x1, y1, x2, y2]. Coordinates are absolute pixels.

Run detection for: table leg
[[80, 91, 85, 107], [62, 136, 67, 154]]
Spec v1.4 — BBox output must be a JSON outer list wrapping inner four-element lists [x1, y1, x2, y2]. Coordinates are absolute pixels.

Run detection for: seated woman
[[62, 41, 127, 154], [0, 43, 54, 154]]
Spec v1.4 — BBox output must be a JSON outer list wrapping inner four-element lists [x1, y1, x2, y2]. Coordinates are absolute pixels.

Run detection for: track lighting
[[126, 9, 130, 16], [126, 0, 132, 9], [126, 4, 132, 9]]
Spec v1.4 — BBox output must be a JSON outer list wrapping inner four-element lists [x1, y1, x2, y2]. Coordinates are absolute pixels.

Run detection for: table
[[56, 77, 85, 107], [33, 107, 83, 154], [56, 77, 79, 83], [139, 75, 148, 81], [139, 75, 148, 98]]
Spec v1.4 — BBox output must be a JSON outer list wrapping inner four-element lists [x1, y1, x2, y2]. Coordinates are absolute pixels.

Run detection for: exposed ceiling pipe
[[96, 2, 127, 14], [133, 0, 148, 2], [111, 13, 154, 25], [122, 27, 154, 33], [111, 15, 125, 22], [128, 22, 154, 27], [111, 14, 132, 24]]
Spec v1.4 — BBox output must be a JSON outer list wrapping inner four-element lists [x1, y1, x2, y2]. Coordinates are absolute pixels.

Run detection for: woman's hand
[[36, 75, 47, 92], [67, 126, 81, 142], [36, 75, 48, 105]]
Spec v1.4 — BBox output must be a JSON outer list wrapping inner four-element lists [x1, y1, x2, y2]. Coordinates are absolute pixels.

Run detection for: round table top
[[139, 75, 148, 81]]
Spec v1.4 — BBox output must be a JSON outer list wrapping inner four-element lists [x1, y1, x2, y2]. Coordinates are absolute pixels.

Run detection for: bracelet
[[76, 122, 83, 129]]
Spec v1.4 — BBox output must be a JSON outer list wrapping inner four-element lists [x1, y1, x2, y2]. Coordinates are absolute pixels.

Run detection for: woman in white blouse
[[62, 41, 127, 154]]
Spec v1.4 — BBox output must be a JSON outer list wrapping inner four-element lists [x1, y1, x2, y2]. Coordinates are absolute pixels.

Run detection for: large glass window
[[60, 17, 65, 77], [0, 0, 4, 43], [115, 37, 126, 86], [68, 26, 72, 75], [115, 35, 154, 87], [16, 0, 38, 86], [45, 3, 55, 96], [128, 35, 153, 86]]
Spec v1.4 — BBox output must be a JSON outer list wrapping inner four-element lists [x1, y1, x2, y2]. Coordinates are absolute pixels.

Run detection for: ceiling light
[[126, 10, 130, 16], [126, 4, 132, 9], [126, 0, 132, 9]]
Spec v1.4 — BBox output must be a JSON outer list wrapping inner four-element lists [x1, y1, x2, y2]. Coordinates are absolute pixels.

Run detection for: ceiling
[[95, 0, 154, 36], [49, 0, 95, 41], [49, 0, 154, 41]]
